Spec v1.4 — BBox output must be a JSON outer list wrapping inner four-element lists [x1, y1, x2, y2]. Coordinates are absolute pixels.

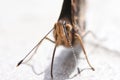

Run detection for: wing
[[58, 0, 86, 32], [58, 0, 72, 24], [72, 0, 86, 32]]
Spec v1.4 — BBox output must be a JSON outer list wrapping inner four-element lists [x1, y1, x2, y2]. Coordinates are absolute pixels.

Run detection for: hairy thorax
[[53, 20, 80, 47]]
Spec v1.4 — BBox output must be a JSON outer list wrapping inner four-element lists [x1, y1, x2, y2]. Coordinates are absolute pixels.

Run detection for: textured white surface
[[0, 0, 120, 80]]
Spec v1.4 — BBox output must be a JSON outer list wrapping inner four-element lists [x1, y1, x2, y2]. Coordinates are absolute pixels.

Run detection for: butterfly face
[[53, 20, 73, 47]]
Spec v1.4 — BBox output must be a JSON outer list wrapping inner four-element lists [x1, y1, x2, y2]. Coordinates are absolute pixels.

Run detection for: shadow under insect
[[44, 46, 82, 80]]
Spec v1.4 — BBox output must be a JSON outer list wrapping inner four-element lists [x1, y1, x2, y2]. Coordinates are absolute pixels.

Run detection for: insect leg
[[82, 30, 105, 41], [17, 28, 54, 67], [69, 67, 93, 79], [51, 44, 57, 79], [45, 37, 55, 43], [75, 33, 95, 71]]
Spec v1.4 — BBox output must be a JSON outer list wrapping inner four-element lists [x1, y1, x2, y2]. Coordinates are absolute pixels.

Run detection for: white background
[[0, 0, 120, 80]]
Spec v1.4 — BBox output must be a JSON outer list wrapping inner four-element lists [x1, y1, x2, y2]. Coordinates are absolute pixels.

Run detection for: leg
[[69, 67, 93, 79], [82, 30, 105, 41], [82, 30, 96, 39], [31, 37, 55, 54], [51, 44, 57, 79], [34, 37, 55, 54], [17, 28, 54, 66], [75, 33, 95, 71], [45, 37, 55, 43]]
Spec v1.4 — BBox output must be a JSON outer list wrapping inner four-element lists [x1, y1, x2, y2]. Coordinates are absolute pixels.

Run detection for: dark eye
[[66, 27, 70, 31], [66, 24, 72, 32]]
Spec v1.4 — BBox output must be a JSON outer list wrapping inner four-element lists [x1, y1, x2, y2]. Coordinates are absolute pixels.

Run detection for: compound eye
[[66, 24, 72, 31]]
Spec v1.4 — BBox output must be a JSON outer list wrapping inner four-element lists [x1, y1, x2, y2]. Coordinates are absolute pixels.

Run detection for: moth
[[17, 0, 95, 79]]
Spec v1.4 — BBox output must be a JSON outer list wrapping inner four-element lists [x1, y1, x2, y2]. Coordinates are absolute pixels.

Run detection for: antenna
[[17, 28, 54, 67]]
